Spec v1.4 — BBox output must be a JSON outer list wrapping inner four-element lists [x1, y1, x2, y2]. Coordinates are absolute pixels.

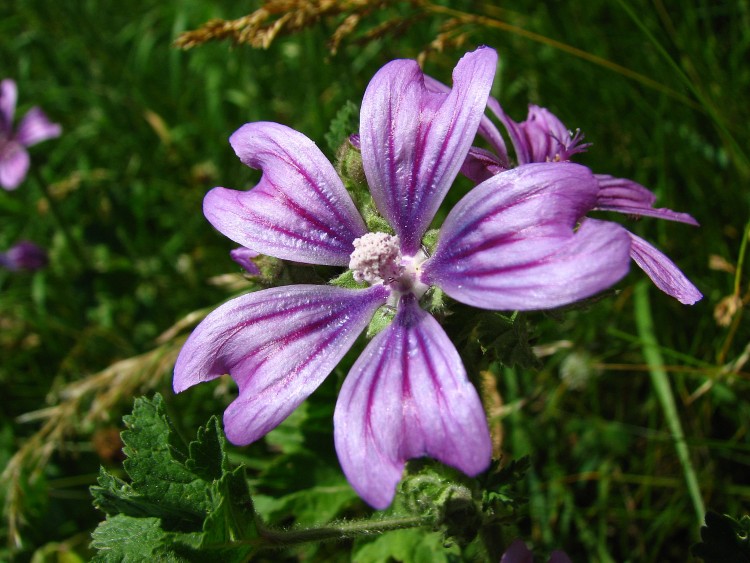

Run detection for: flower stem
[[254, 514, 430, 547]]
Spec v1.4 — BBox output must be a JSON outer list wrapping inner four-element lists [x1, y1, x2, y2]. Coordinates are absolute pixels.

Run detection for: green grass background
[[1, 0, 748, 561]]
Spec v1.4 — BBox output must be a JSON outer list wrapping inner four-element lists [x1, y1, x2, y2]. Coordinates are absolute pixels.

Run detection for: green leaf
[[353, 528, 461, 563], [325, 100, 360, 154], [90, 394, 260, 562], [90, 515, 166, 562], [185, 416, 228, 482], [255, 483, 359, 528], [692, 511, 750, 562]]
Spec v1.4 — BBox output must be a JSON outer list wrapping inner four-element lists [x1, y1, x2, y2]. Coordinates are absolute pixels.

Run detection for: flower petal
[[461, 146, 508, 184], [16, 107, 62, 146], [595, 174, 699, 225], [489, 102, 590, 165], [174, 284, 388, 445], [423, 74, 510, 168], [334, 294, 491, 509], [0, 79, 17, 135], [204, 122, 367, 266], [360, 47, 497, 254], [422, 163, 632, 310], [0, 141, 30, 190], [487, 96, 531, 165], [629, 233, 702, 304]]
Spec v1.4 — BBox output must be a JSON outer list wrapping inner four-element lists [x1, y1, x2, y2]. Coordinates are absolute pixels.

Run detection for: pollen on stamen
[[349, 232, 403, 285]]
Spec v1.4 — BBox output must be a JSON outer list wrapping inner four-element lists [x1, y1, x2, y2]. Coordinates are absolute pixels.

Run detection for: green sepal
[[366, 305, 396, 338], [395, 459, 483, 546], [329, 269, 368, 289], [421, 285, 445, 315], [421, 228, 440, 254]]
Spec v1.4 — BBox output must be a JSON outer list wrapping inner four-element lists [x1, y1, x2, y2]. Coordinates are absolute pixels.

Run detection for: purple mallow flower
[[0, 241, 48, 271], [499, 539, 571, 563], [173, 47, 632, 509], [0, 79, 62, 190], [450, 90, 702, 305]]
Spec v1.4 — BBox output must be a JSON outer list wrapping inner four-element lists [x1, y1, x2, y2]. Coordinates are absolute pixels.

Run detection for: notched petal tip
[[334, 296, 491, 508], [204, 121, 367, 266], [360, 47, 498, 255], [174, 284, 388, 445]]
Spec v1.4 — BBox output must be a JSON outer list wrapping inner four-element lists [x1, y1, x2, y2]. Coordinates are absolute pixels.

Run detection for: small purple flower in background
[[0, 241, 48, 271], [174, 47, 632, 509], [229, 247, 261, 276], [0, 79, 62, 191], [452, 90, 702, 305], [499, 539, 572, 563]]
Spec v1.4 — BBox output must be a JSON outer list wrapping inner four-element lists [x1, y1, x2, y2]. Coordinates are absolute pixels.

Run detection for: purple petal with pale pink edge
[[595, 174, 699, 226], [0, 79, 17, 135], [0, 141, 30, 190], [422, 163, 632, 310], [334, 294, 491, 509], [204, 122, 367, 266], [360, 47, 497, 255], [423, 74, 510, 168], [629, 233, 702, 304], [174, 284, 388, 445], [16, 107, 62, 147]]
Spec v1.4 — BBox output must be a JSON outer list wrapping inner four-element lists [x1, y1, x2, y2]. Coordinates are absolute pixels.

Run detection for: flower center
[[349, 232, 428, 298]]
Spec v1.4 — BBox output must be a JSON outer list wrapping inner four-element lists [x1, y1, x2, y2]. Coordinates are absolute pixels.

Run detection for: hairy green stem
[[254, 514, 430, 547]]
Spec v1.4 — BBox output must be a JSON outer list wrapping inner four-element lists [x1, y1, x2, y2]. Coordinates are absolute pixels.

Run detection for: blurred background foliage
[[0, 0, 748, 561]]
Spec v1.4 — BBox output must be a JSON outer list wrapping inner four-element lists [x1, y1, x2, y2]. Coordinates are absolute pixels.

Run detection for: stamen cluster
[[349, 232, 404, 285]]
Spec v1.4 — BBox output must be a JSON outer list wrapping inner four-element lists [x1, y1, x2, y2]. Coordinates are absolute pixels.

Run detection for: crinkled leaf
[[353, 528, 462, 563], [325, 100, 360, 153], [91, 394, 260, 562], [254, 482, 359, 528], [90, 515, 167, 562]]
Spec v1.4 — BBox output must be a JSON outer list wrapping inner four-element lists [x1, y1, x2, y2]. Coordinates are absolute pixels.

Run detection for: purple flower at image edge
[[0, 241, 48, 271], [0, 79, 62, 190], [500, 539, 572, 563], [173, 47, 633, 509], [448, 88, 702, 305]]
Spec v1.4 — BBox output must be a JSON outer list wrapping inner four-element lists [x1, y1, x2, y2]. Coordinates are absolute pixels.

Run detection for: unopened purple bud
[[0, 240, 48, 271], [229, 247, 261, 276]]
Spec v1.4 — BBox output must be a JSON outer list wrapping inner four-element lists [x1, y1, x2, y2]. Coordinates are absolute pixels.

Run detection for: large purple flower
[[0, 79, 62, 190], [451, 91, 702, 305], [173, 47, 632, 509]]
